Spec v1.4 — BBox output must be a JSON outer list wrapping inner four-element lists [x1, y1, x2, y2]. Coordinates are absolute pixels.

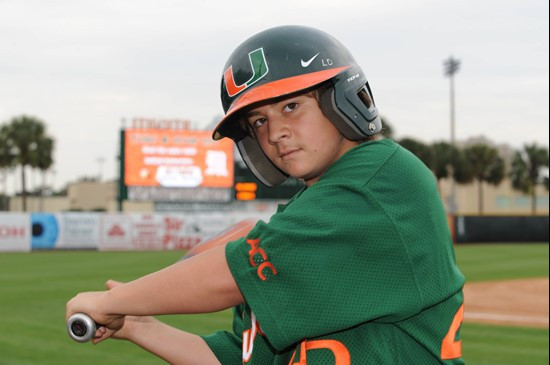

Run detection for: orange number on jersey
[[289, 339, 350, 365], [440, 303, 464, 360]]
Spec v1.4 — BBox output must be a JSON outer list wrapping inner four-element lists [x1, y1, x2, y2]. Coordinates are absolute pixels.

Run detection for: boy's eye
[[284, 102, 298, 112], [252, 118, 266, 128]]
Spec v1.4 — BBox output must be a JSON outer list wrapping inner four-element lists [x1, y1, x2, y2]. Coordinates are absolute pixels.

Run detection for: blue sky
[[0, 0, 548, 192]]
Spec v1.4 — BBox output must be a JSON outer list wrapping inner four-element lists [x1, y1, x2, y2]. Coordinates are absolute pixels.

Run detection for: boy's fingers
[[92, 326, 114, 344]]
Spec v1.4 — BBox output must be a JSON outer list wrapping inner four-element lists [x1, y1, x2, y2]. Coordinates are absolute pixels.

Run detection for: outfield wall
[[3, 212, 548, 251], [454, 215, 549, 243], [0, 211, 274, 252]]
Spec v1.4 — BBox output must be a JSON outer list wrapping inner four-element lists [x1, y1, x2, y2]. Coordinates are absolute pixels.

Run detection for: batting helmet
[[212, 25, 382, 186]]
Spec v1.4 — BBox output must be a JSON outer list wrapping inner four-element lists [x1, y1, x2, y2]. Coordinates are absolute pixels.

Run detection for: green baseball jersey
[[203, 139, 465, 364]]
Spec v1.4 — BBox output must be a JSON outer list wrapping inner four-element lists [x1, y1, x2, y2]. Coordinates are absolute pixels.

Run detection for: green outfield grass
[[0, 243, 548, 364], [461, 323, 548, 365], [454, 243, 549, 282]]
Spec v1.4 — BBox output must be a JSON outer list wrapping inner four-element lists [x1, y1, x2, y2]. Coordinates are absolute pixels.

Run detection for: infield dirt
[[463, 278, 549, 328]]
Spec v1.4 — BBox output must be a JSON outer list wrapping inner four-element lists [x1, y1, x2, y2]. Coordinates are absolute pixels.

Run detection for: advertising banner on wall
[[191, 213, 236, 242], [1, 209, 277, 252], [99, 213, 132, 250], [99, 213, 223, 251], [0, 213, 31, 252], [31, 213, 59, 249], [56, 213, 100, 249], [124, 129, 234, 189]]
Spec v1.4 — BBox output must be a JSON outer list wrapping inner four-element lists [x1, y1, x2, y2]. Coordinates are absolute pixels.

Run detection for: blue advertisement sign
[[31, 213, 59, 249]]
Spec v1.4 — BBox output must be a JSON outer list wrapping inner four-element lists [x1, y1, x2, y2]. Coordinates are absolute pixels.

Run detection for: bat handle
[[67, 313, 99, 343]]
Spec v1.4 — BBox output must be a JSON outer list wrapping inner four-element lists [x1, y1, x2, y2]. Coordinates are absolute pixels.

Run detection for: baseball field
[[0, 243, 548, 365]]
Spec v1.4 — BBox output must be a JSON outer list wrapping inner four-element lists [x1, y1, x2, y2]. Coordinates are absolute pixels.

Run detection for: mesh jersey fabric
[[203, 138, 465, 364]]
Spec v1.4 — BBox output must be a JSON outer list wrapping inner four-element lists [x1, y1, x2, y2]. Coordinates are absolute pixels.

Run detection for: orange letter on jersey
[[441, 303, 464, 360], [246, 238, 268, 266], [257, 261, 277, 280]]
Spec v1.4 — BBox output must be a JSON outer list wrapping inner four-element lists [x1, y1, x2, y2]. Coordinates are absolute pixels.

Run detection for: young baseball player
[[66, 25, 465, 364]]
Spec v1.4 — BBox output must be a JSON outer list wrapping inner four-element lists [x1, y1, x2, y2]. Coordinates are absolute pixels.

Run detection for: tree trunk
[[40, 170, 46, 212], [478, 179, 484, 215], [530, 181, 537, 215], [1, 170, 6, 195], [21, 164, 27, 211]]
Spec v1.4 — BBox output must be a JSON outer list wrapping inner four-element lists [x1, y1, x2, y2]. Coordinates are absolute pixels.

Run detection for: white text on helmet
[[347, 74, 361, 83]]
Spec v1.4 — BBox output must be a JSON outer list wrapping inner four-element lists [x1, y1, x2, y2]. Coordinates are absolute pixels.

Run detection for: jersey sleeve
[[225, 181, 423, 351], [201, 306, 243, 364]]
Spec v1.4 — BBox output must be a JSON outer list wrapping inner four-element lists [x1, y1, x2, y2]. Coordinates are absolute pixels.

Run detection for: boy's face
[[244, 92, 359, 186]]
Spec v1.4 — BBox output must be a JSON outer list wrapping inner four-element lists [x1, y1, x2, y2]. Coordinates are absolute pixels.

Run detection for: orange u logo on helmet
[[224, 48, 269, 97]]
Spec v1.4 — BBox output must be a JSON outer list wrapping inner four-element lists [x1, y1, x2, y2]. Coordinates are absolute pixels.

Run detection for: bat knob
[[67, 313, 97, 343]]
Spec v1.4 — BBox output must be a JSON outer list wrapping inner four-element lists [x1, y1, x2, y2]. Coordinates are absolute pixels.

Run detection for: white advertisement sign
[[56, 213, 100, 249], [100, 213, 208, 251], [0, 213, 31, 252], [100, 213, 132, 250], [192, 213, 235, 241], [154, 213, 203, 250]]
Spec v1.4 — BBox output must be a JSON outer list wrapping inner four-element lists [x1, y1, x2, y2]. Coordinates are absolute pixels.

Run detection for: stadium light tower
[[444, 56, 460, 145], [97, 157, 105, 181], [443, 55, 460, 214]]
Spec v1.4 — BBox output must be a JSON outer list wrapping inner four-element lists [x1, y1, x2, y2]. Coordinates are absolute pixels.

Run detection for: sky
[[0, 0, 548, 193]]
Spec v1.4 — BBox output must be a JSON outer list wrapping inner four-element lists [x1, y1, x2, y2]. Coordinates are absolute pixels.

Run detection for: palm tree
[[380, 117, 394, 139], [430, 142, 472, 193], [399, 138, 433, 168], [0, 125, 15, 198], [463, 144, 505, 215], [509, 143, 549, 214], [0, 125, 13, 165], [33, 136, 55, 209], [3, 115, 55, 211]]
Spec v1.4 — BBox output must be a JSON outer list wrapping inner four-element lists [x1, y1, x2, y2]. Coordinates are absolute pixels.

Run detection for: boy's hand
[[66, 289, 124, 334], [91, 280, 159, 344]]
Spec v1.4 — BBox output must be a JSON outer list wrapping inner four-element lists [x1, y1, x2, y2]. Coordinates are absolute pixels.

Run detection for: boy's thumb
[[105, 279, 124, 290]]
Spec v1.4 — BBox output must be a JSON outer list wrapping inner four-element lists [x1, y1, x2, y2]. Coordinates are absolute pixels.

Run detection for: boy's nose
[[268, 116, 291, 144]]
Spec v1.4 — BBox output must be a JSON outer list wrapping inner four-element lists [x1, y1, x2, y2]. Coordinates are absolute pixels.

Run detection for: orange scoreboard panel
[[124, 129, 234, 188]]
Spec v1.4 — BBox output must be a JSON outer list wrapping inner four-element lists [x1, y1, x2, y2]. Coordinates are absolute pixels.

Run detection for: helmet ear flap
[[319, 86, 368, 140], [319, 72, 382, 140], [237, 136, 288, 187]]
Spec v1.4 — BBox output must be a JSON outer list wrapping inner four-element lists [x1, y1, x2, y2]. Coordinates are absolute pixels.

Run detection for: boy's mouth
[[279, 148, 301, 160]]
